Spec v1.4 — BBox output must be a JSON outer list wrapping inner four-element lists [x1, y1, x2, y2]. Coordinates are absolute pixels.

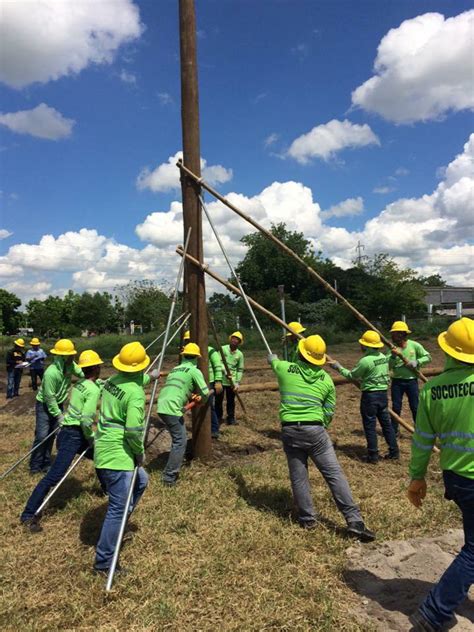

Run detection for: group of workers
[[4, 315, 473, 631], [5, 337, 47, 398]]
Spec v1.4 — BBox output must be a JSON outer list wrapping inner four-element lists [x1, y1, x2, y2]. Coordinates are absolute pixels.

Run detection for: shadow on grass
[[79, 501, 108, 545], [344, 569, 474, 624], [41, 478, 84, 515], [258, 428, 281, 441], [333, 442, 367, 461]]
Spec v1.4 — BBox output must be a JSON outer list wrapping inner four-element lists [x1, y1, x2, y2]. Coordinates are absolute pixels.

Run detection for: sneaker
[[21, 518, 43, 533], [408, 611, 440, 632], [299, 519, 318, 530], [347, 521, 376, 542], [211, 432, 220, 440]]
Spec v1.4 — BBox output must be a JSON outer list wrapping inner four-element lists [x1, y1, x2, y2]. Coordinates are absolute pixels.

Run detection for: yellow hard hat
[[183, 330, 191, 342], [286, 321, 306, 337], [112, 342, 150, 372], [78, 350, 104, 368], [298, 335, 326, 366], [181, 342, 201, 357], [229, 331, 243, 343], [359, 330, 384, 348], [14, 338, 25, 348], [50, 339, 77, 355], [438, 317, 474, 364], [390, 321, 411, 334], [30, 337, 41, 346]]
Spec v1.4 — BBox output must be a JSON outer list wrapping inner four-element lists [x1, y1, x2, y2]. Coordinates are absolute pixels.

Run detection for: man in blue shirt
[[26, 337, 48, 391]]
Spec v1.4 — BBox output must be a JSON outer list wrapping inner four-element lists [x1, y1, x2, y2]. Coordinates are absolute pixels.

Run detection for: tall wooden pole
[[179, 0, 211, 458]]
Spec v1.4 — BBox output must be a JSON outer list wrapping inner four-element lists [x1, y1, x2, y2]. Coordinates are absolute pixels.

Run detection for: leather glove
[[407, 360, 418, 369], [149, 369, 160, 380], [329, 361, 342, 371], [267, 353, 278, 364], [214, 381, 223, 395], [407, 479, 427, 508], [233, 383, 240, 392], [56, 414, 65, 426], [135, 453, 145, 467], [190, 394, 202, 404]]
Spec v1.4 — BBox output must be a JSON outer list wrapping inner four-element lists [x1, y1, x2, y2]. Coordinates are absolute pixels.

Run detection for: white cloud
[[136, 151, 233, 193], [395, 167, 409, 177], [0, 0, 143, 89], [264, 133, 279, 148], [119, 69, 137, 84], [352, 10, 474, 123], [157, 92, 174, 106], [287, 119, 380, 164], [373, 185, 396, 194], [0, 229, 12, 240], [321, 197, 364, 219], [5, 281, 52, 302], [0, 104, 75, 140], [0, 258, 22, 278]]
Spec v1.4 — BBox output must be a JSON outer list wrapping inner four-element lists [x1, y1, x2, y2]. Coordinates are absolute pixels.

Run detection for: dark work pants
[[391, 378, 419, 434], [419, 471, 474, 628], [360, 390, 399, 460], [29, 401, 63, 473], [21, 426, 90, 521], [215, 385, 236, 423], [29, 368, 44, 391]]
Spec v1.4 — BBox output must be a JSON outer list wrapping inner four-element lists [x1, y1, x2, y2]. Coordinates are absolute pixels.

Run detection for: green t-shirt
[[208, 346, 223, 384], [221, 345, 244, 386], [94, 372, 149, 471], [409, 356, 474, 480], [62, 378, 101, 441], [271, 358, 336, 426], [339, 349, 390, 392], [37, 357, 84, 417], [388, 339, 431, 380], [157, 357, 209, 417]]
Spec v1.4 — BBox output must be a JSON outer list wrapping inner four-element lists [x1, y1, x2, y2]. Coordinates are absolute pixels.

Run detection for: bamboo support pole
[[176, 161, 428, 383], [177, 247, 440, 448]]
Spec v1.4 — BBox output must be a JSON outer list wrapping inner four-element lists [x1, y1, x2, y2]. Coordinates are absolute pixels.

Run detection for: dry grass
[[0, 340, 457, 631]]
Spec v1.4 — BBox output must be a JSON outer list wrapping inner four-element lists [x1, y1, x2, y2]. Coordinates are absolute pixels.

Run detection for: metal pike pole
[[0, 427, 60, 481], [180, 162, 428, 383], [145, 312, 187, 351], [146, 313, 191, 373], [105, 228, 192, 592], [199, 194, 272, 355]]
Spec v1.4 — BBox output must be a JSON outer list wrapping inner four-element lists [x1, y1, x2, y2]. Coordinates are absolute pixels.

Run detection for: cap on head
[[183, 330, 191, 342], [78, 349, 104, 368], [438, 317, 474, 364], [229, 331, 243, 344], [286, 321, 306, 337], [14, 338, 25, 348], [358, 330, 384, 348], [298, 335, 326, 366], [50, 339, 76, 355], [30, 337, 41, 346], [112, 342, 150, 372], [390, 321, 411, 334], [181, 342, 201, 357]]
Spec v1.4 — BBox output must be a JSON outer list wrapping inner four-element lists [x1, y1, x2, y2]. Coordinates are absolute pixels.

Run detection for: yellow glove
[[190, 394, 202, 404], [214, 381, 223, 395], [407, 479, 427, 508]]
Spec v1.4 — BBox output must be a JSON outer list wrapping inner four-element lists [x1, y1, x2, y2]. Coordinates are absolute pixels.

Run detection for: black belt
[[281, 421, 323, 427]]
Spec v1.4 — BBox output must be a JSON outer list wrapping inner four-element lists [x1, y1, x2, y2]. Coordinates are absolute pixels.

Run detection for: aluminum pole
[[0, 426, 60, 481], [145, 312, 187, 351]]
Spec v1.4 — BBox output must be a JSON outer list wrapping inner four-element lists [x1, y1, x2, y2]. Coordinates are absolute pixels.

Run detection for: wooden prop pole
[[176, 161, 428, 383]]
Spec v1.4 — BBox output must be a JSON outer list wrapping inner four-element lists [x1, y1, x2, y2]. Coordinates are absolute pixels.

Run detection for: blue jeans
[[360, 391, 399, 460], [6, 368, 22, 398], [159, 413, 187, 483], [94, 467, 148, 569], [391, 378, 419, 433], [419, 471, 474, 629], [210, 382, 219, 434], [21, 426, 90, 521], [29, 401, 62, 473]]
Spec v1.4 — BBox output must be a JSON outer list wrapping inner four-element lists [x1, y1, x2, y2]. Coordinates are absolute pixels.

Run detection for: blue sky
[[0, 1, 473, 303]]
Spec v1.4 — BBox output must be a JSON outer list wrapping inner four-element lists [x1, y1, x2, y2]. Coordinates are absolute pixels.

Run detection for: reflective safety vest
[[409, 358, 474, 480], [61, 378, 102, 441]]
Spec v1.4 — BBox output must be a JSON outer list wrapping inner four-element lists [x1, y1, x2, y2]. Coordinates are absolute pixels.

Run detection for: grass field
[[0, 340, 458, 631]]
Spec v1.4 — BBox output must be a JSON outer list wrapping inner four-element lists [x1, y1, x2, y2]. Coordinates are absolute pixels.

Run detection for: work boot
[[21, 517, 43, 533], [93, 563, 126, 576], [346, 521, 375, 542], [299, 519, 318, 530], [211, 432, 220, 440], [383, 452, 400, 461], [363, 455, 379, 464], [408, 611, 440, 632], [227, 418, 238, 426]]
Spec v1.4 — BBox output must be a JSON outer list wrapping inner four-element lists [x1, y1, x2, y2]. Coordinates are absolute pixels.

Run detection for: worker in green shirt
[[183, 330, 223, 438], [388, 320, 432, 437], [407, 317, 474, 632], [157, 342, 210, 485], [94, 341, 152, 574], [330, 330, 399, 463], [21, 350, 103, 532], [268, 335, 374, 541], [215, 331, 244, 426], [30, 339, 84, 474], [285, 321, 306, 362]]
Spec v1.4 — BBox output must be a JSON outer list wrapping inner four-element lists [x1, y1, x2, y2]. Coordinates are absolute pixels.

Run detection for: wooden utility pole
[[179, 0, 211, 458]]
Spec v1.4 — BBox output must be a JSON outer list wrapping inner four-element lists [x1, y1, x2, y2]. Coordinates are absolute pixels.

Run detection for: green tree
[[0, 289, 21, 334], [118, 280, 172, 332], [71, 292, 118, 334], [417, 273, 447, 287]]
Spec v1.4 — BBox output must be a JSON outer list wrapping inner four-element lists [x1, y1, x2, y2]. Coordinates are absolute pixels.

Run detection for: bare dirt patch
[[345, 529, 474, 630]]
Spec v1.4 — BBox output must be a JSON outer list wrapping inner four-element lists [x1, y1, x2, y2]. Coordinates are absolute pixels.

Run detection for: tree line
[[0, 224, 445, 336]]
